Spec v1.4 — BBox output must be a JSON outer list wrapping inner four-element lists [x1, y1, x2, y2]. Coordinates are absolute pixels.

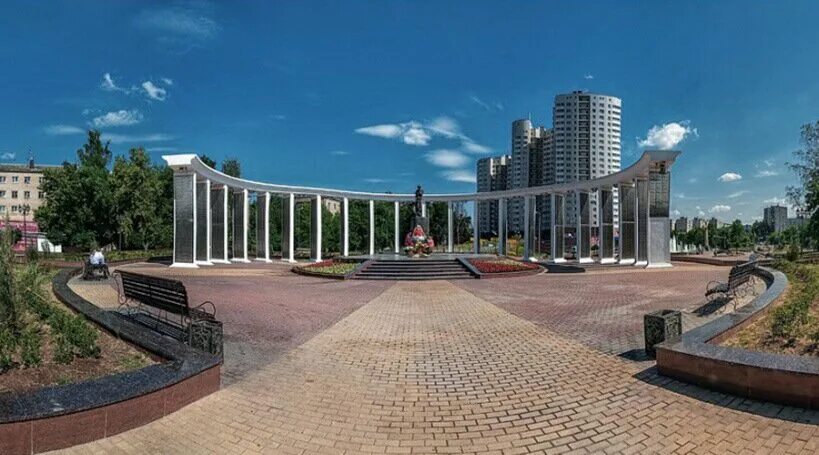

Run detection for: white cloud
[[638, 121, 697, 150], [756, 169, 779, 177], [91, 109, 143, 128], [45, 124, 85, 135], [135, 4, 220, 41], [102, 133, 173, 144], [469, 95, 490, 111], [441, 170, 476, 183], [1, 152, 15, 160], [672, 209, 681, 217], [584, 74, 594, 80], [462, 141, 491, 154], [727, 190, 749, 199], [402, 123, 431, 145], [100, 73, 127, 92], [355, 116, 490, 153], [330, 150, 349, 156], [688, 177, 698, 184], [698, 210, 706, 216], [363, 178, 389, 184], [709, 204, 731, 213], [764, 197, 789, 205], [161, 77, 174, 86], [141, 81, 167, 101], [425, 149, 469, 168], [718, 172, 742, 182], [146, 146, 178, 152]]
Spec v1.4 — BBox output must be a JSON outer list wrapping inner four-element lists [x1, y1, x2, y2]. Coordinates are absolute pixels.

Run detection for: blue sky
[[1, 1, 818, 223]]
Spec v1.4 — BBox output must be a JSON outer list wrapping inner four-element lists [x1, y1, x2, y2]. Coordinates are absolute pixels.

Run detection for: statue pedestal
[[412, 216, 429, 234]]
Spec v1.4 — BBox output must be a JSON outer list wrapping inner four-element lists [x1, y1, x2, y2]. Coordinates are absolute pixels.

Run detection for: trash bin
[[644, 309, 682, 358]]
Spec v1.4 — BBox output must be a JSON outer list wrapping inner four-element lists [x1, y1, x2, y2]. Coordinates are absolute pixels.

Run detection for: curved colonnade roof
[[163, 150, 680, 203]]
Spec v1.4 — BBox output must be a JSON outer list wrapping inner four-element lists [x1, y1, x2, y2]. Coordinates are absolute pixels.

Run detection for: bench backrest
[[117, 270, 190, 316], [727, 262, 756, 287]]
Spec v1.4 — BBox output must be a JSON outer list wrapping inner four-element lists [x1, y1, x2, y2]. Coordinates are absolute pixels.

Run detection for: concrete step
[[353, 259, 476, 280]]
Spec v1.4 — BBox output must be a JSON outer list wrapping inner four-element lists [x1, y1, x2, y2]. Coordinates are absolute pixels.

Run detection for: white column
[[311, 195, 323, 262], [393, 201, 400, 254], [473, 200, 480, 254], [241, 189, 250, 262], [523, 196, 532, 261], [222, 186, 228, 262], [369, 200, 375, 256], [634, 180, 644, 267], [421, 202, 426, 217], [342, 197, 350, 257], [264, 192, 271, 262], [497, 198, 506, 256], [447, 201, 454, 253], [205, 179, 212, 262], [285, 193, 295, 263], [550, 194, 557, 262]]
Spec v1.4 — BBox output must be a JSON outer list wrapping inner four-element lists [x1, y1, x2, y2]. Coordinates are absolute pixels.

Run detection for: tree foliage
[[35, 131, 172, 250], [787, 121, 819, 244], [112, 148, 173, 250]]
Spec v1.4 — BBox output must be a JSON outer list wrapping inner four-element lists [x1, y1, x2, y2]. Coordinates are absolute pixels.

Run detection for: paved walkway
[[60, 265, 818, 454]]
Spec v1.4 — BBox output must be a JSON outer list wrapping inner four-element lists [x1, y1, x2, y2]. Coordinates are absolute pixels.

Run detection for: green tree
[[112, 148, 173, 251], [200, 154, 217, 169], [222, 158, 241, 178], [787, 121, 819, 244], [35, 130, 116, 248]]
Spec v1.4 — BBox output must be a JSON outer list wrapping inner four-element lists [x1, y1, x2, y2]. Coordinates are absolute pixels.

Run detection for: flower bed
[[469, 258, 540, 274], [294, 260, 358, 278]]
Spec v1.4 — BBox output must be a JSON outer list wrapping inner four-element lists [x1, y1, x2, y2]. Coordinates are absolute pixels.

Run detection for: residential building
[[0, 158, 56, 222], [691, 217, 707, 229], [553, 91, 622, 226], [763, 205, 788, 232], [476, 154, 510, 235], [322, 198, 341, 215], [507, 119, 552, 233], [674, 217, 691, 233]]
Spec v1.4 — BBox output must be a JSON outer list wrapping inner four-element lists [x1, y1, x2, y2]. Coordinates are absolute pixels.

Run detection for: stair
[[353, 259, 477, 280]]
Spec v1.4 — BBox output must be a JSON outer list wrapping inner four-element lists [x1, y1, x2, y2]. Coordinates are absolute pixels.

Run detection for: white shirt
[[90, 251, 105, 265]]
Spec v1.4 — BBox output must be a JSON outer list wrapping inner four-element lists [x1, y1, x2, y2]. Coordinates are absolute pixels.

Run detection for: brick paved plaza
[[62, 262, 818, 454]]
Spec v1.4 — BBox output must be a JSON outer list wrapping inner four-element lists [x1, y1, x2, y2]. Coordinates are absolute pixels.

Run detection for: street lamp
[[16, 204, 31, 251]]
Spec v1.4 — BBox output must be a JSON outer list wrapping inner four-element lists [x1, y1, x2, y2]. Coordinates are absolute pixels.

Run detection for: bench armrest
[[192, 300, 216, 319]]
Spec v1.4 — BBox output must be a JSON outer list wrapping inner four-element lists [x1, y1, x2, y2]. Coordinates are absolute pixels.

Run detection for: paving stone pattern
[[59, 264, 818, 454]]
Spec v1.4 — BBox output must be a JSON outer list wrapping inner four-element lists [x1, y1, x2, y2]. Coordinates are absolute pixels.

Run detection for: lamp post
[[18, 204, 31, 251]]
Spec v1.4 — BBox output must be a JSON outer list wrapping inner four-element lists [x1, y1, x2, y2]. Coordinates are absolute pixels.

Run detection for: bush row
[[770, 261, 819, 342]]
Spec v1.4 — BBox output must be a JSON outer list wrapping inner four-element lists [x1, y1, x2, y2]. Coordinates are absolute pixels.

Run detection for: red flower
[[469, 259, 538, 273]]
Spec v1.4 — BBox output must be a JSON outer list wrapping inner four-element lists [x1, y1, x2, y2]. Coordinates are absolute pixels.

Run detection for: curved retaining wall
[[656, 267, 819, 409], [0, 268, 222, 454]]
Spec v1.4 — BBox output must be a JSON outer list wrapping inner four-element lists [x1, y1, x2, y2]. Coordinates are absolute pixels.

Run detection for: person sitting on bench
[[89, 249, 109, 278]]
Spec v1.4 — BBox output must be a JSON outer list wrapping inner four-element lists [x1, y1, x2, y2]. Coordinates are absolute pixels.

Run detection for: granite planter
[[644, 309, 681, 358]]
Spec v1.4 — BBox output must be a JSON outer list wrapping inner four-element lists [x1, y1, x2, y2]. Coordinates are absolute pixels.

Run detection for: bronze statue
[[414, 185, 424, 216]]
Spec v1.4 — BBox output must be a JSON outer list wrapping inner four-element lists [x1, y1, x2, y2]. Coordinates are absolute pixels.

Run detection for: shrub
[[770, 261, 818, 340], [785, 243, 801, 261], [53, 335, 74, 364], [0, 328, 15, 370], [20, 327, 42, 367]]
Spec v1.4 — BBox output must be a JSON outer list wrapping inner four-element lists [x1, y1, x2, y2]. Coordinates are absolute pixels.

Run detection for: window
[[0, 191, 4, 198], [11, 176, 18, 183], [0, 206, 5, 213], [24, 176, 30, 184], [0, 176, 5, 183], [11, 191, 17, 199], [23, 191, 30, 200], [38, 191, 44, 199], [11, 206, 17, 213]]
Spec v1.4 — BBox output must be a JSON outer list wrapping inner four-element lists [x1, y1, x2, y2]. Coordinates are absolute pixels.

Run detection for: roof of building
[[0, 162, 60, 173]]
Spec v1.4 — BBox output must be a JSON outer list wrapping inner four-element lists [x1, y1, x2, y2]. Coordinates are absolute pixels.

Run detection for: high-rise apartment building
[[553, 91, 621, 225], [674, 217, 691, 233], [476, 154, 510, 235], [508, 119, 552, 233], [763, 205, 788, 232], [475, 91, 622, 240]]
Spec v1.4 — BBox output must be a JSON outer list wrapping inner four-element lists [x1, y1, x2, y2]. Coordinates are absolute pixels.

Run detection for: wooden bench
[[113, 270, 216, 341], [705, 261, 758, 306]]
